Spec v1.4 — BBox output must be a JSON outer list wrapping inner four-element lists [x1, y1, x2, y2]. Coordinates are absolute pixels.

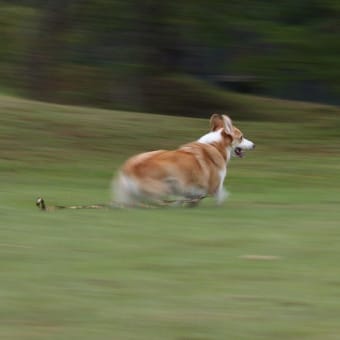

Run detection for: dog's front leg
[[215, 169, 228, 205], [215, 186, 228, 205]]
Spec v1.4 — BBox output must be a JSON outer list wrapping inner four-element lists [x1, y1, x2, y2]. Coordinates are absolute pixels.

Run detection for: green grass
[[1, 94, 340, 339]]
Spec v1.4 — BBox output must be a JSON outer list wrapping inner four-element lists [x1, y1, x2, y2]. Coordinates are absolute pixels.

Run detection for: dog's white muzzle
[[233, 138, 255, 158], [239, 137, 255, 150]]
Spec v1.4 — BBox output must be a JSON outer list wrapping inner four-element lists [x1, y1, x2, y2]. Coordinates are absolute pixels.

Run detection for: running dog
[[113, 114, 255, 206]]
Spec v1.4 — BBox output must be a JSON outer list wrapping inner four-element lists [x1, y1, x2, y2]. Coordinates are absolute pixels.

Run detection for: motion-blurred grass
[[1, 94, 340, 339]]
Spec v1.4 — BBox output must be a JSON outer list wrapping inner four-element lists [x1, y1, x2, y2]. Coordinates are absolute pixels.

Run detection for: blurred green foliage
[[0, 0, 339, 114]]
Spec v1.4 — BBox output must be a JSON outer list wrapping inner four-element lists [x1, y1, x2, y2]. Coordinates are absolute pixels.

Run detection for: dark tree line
[[1, 0, 340, 114]]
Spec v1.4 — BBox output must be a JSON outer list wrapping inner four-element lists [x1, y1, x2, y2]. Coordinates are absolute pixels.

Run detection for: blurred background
[[2, 3, 340, 339], [1, 0, 340, 117]]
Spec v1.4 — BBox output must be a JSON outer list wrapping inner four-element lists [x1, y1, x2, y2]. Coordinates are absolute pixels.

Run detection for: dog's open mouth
[[234, 147, 244, 158]]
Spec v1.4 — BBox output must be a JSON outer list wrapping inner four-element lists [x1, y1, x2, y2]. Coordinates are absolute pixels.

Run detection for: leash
[[35, 195, 206, 211], [36, 197, 111, 211]]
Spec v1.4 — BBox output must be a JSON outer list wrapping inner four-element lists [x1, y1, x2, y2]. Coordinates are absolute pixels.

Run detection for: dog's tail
[[112, 172, 141, 206]]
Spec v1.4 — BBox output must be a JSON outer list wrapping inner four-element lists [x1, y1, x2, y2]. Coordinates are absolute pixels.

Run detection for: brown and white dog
[[113, 114, 255, 206]]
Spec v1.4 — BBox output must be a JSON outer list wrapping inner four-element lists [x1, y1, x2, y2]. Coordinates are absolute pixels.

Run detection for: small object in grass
[[36, 197, 46, 210]]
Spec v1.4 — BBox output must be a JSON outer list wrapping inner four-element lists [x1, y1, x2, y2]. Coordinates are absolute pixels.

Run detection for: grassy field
[[1, 94, 340, 340]]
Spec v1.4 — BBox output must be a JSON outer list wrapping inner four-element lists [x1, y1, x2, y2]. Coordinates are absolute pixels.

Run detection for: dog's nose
[[253, 143, 256, 149]]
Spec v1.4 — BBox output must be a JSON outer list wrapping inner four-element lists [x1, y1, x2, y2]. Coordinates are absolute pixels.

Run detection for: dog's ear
[[222, 115, 234, 136], [209, 113, 224, 131], [221, 130, 233, 144]]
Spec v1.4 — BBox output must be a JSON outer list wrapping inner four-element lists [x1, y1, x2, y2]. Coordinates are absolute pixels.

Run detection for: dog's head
[[210, 113, 255, 158]]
